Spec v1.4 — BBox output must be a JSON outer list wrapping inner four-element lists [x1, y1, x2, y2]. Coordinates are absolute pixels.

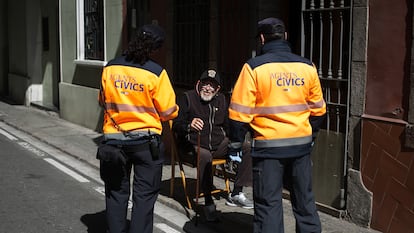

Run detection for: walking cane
[[195, 131, 201, 225]]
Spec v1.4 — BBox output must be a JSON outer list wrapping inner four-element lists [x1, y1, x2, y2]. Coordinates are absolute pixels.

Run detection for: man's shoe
[[225, 193, 238, 207], [225, 192, 254, 209], [203, 204, 219, 222]]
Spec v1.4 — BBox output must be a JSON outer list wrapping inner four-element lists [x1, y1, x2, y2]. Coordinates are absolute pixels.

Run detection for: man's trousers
[[252, 154, 321, 233], [196, 137, 228, 204]]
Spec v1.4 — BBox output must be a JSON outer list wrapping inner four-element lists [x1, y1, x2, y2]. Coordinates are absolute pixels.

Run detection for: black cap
[[139, 24, 165, 49], [199, 69, 221, 88], [257, 17, 285, 36]]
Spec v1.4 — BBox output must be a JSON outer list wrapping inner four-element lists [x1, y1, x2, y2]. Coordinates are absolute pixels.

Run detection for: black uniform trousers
[[252, 153, 321, 233], [100, 143, 164, 233]]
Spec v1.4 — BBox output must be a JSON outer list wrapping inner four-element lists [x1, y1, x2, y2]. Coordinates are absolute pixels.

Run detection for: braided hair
[[124, 24, 165, 65]]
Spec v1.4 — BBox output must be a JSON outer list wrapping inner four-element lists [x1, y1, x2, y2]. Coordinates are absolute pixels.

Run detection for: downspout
[[341, 0, 354, 211]]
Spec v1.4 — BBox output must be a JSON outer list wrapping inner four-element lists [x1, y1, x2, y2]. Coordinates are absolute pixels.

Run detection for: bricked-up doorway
[[360, 118, 414, 233], [301, 0, 352, 212], [359, 0, 414, 232]]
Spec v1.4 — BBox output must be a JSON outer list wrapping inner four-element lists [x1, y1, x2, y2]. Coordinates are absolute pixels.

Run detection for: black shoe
[[203, 204, 219, 222]]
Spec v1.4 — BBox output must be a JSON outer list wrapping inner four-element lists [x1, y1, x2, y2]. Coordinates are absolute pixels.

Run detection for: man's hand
[[190, 118, 204, 131], [228, 151, 242, 163], [228, 142, 243, 162]]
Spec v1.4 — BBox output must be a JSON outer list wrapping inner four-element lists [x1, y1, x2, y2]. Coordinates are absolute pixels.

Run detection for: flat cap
[[199, 69, 221, 88], [257, 17, 285, 36]]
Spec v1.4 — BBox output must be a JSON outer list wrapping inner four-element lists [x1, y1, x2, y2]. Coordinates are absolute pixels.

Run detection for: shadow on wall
[[72, 65, 103, 89], [94, 107, 104, 133]]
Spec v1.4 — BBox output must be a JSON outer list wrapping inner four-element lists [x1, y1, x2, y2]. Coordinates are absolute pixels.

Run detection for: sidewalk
[[0, 100, 380, 233]]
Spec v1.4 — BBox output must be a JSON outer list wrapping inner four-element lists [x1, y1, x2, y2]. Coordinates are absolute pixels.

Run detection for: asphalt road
[[0, 124, 191, 233]]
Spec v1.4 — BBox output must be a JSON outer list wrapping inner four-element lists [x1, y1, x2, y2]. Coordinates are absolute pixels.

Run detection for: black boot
[[203, 204, 219, 222]]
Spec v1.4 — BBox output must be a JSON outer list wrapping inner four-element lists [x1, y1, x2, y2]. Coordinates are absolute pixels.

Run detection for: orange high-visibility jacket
[[229, 40, 326, 151], [99, 56, 178, 140]]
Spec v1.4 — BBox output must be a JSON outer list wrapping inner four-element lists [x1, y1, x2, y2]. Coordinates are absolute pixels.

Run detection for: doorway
[[32, 0, 60, 111]]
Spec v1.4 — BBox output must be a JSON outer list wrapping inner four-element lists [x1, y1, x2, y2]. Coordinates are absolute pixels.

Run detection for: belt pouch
[[96, 143, 127, 165]]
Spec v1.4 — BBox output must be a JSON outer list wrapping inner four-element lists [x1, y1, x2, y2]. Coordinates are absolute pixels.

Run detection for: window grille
[[301, 0, 351, 134], [84, 0, 104, 60]]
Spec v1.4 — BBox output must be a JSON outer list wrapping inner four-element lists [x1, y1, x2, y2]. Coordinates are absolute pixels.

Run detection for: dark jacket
[[173, 89, 229, 151]]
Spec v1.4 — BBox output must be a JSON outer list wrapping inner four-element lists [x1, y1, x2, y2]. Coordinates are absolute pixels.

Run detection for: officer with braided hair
[[98, 23, 178, 233]]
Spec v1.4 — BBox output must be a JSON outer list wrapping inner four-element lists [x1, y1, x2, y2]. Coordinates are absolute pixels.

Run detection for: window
[[76, 0, 105, 64]]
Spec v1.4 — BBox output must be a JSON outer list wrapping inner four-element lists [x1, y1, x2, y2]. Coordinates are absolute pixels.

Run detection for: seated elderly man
[[173, 69, 252, 222]]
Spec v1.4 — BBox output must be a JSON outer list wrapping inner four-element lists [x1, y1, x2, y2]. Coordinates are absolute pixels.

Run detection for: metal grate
[[301, 0, 352, 210], [217, 0, 251, 93], [173, 0, 210, 88], [301, 0, 351, 134]]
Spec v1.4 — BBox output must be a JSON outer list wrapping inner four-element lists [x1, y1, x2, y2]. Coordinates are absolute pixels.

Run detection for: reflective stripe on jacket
[[229, 40, 326, 152], [99, 56, 178, 140]]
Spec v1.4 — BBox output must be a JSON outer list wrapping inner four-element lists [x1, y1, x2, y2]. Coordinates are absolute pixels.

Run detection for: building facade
[[0, 0, 413, 232]]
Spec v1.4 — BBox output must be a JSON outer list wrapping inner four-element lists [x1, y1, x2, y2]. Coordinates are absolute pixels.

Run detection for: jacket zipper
[[208, 104, 215, 150]]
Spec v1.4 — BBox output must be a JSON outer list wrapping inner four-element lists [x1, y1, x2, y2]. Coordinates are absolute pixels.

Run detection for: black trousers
[[252, 154, 321, 233], [195, 138, 228, 204], [100, 143, 164, 233]]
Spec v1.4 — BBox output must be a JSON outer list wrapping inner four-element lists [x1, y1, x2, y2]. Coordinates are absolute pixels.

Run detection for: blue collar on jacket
[[247, 39, 312, 68], [261, 39, 292, 54]]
